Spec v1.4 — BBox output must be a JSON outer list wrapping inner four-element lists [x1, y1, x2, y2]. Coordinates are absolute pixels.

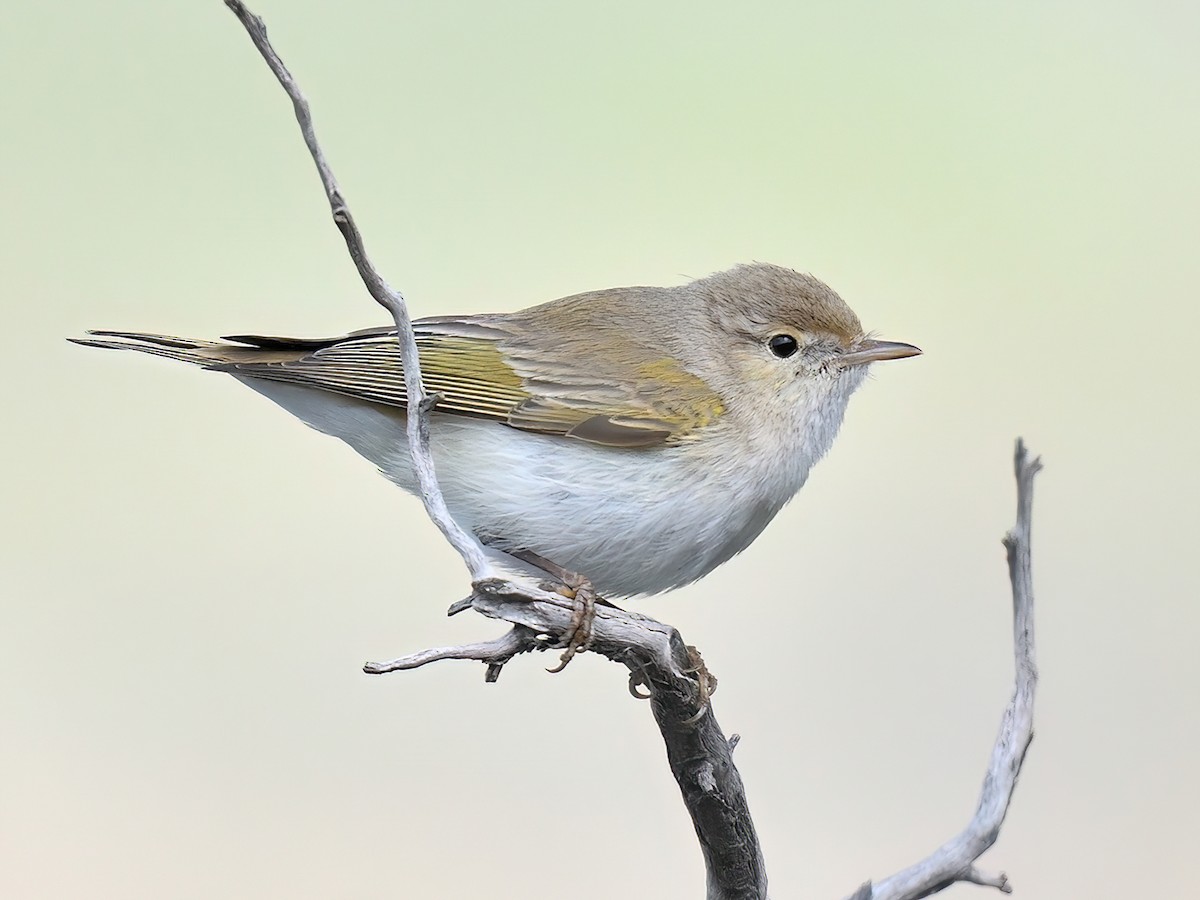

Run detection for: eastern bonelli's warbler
[[74, 262, 920, 598]]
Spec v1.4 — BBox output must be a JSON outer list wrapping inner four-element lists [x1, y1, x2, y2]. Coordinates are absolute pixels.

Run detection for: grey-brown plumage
[[72, 264, 866, 448], [72, 263, 919, 596]]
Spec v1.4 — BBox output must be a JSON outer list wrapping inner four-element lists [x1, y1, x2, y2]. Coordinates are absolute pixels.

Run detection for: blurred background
[[2, 1, 1196, 897]]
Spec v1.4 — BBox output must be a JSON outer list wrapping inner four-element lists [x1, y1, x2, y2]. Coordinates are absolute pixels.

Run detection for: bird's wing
[[81, 316, 725, 449]]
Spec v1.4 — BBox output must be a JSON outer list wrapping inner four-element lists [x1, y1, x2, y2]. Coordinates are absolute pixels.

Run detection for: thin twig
[[847, 439, 1041, 900], [222, 0, 493, 583], [363, 626, 539, 675]]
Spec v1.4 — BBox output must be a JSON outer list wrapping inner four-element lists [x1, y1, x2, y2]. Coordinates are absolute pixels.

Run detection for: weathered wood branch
[[221, 4, 766, 896], [844, 440, 1042, 900], [368, 583, 767, 900], [220, 5, 1039, 898]]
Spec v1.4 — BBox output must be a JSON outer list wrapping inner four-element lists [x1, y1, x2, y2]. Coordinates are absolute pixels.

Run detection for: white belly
[[235, 377, 793, 597]]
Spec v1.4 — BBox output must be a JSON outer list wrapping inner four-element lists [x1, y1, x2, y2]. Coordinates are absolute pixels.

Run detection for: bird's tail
[[69, 331, 234, 365], [67, 330, 339, 367]]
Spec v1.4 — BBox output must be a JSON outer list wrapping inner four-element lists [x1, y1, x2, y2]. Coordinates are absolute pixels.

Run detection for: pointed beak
[[840, 339, 922, 367]]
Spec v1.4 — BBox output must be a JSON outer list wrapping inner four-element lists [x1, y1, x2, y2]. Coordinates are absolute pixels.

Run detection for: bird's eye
[[768, 334, 799, 359]]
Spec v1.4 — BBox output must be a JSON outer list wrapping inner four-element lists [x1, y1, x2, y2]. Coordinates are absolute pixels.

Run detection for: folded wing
[[74, 314, 724, 449]]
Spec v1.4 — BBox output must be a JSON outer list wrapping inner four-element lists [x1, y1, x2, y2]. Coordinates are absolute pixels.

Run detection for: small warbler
[[74, 262, 919, 598]]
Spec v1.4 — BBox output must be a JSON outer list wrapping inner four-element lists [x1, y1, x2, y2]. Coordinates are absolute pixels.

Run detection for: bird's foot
[[681, 644, 718, 722], [545, 577, 596, 673], [628, 643, 717, 724], [506, 548, 598, 672]]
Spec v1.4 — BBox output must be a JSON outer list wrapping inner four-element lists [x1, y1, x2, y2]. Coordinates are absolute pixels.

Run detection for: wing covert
[[211, 315, 724, 448]]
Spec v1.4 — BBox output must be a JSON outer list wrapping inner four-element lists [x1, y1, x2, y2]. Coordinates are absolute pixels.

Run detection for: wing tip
[[562, 414, 673, 448]]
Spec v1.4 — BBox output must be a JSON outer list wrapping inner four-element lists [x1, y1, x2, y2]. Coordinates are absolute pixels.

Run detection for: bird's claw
[[546, 579, 596, 673], [678, 645, 717, 725], [627, 645, 716, 726]]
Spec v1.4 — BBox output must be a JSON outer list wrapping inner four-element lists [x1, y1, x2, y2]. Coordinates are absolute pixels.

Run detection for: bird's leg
[[506, 548, 600, 672]]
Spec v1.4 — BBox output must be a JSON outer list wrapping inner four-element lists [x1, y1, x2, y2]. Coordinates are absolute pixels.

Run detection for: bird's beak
[[841, 339, 922, 367]]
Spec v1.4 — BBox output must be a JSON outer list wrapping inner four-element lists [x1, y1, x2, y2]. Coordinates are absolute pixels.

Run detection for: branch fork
[[220, 4, 1043, 898]]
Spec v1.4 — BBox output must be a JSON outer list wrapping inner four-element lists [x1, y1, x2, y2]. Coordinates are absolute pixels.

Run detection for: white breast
[[235, 368, 864, 597]]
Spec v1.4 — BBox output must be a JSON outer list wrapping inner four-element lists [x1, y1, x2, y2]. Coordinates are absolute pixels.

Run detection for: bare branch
[[363, 626, 539, 676], [219, 9, 768, 894], [962, 866, 1012, 893], [218, 6, 1039, 899], [364, 583, 768, 899], [847, 439, 1041, 900], [222, 0, 493, 582]]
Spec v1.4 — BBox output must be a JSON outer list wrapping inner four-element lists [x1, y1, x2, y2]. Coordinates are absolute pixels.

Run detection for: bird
[[73, 262, 920, 600]]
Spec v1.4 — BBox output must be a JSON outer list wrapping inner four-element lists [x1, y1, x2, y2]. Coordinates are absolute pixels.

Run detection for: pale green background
[[2, 1, 1196, 897]]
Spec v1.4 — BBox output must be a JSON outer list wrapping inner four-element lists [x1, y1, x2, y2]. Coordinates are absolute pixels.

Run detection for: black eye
[[768, 334, 799, 358]]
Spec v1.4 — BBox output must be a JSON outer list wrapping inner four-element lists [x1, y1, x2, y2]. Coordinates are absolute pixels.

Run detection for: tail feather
[[68, 330, 313, 366], [68, 331, 227, 365]]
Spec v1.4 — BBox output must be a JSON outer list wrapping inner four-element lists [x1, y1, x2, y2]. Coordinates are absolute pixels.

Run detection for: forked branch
[[219, 5, 1040, 898], [365, 584, 768, 900], [845, 440, 1041, 900], [221, 5, 763, 896]]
